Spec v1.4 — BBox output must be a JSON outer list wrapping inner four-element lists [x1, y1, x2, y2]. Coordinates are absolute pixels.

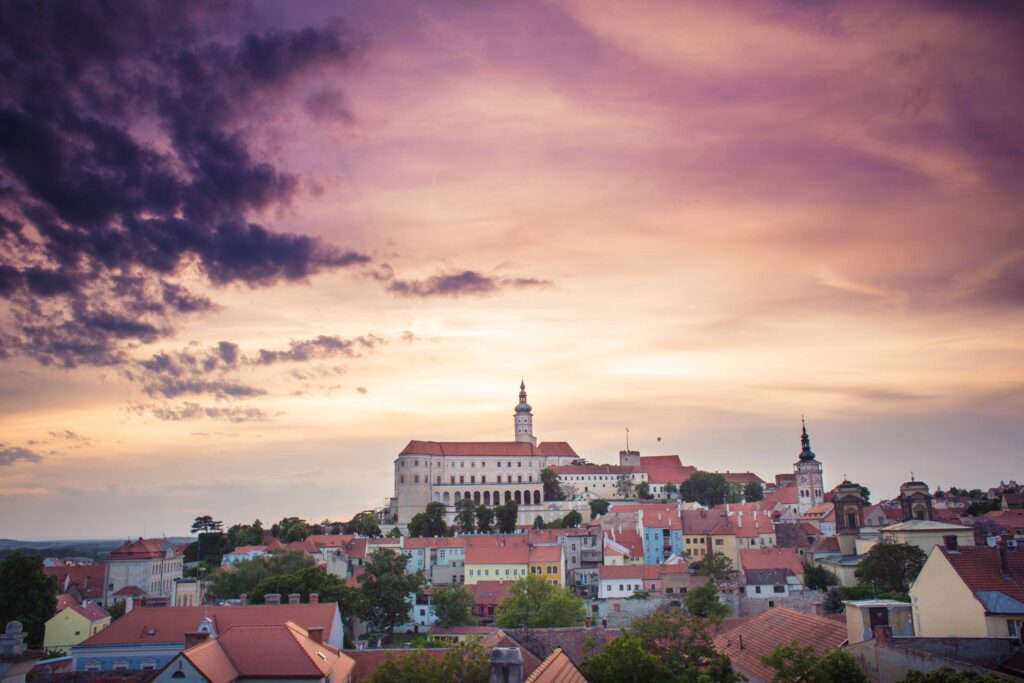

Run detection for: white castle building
[[389, 382, 580, 523]]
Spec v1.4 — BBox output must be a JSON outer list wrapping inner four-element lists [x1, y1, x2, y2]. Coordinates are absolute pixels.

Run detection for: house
[[528, 545, 564, 587], [103, 538, 184, 606], [910, 542, 1024, 638], [522, 647, 587, 683], [43, 564, 105, 605], [880, 519, 975, 554], [43, 603, 111, 655], [221, 545, 269, 565], [738, 547, 804, 580], [464, 537, 530, 584], [743, 569, 800, 599], [814, 553, 865, 587], [638, 506, 684, 564], [713, 607, 848, 683], [71, 603, 343, 672], [842, 599, 914, 644], [401, 536, 466, 585], [150, 621, 355, 683], [801, 503, 836, 536], [596, 564, 688, 598]]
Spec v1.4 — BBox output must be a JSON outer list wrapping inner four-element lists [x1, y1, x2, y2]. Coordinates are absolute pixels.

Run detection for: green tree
[[584, 633, 671, 683], [804, 563, 839, 591], [859, 486, 871, 505], [408, 502, 448, 538], [762, 641, 868, 683], [367, 642, 488, 683], [900, 667, 1007, 682], [533, 515, 546, 530], [541, 468, 566, 501], [106, 600, 127, 621], [743, 482, 764, 502], [636, 481, 653, 499], [678, 471, 729, 507], [966, 499, 1000, 516], [0, 552, 58, 648], [476, 506, 494, 533], [495, 501, 518, 534], [628, 610, 741, 682], [455, 498, 477, 535], [343, 512, 382, 537], [614, 474, 634, 498], [589, 499, 610, 519], [272, 516, 312, 542], [386, 527, 403, 538], [358, 549, 426, 641], [191, 515, 223, 534], [251, 565, 363, 619], [694, 552, 734, 580], [663, 482, 678, 498], [208, 550, 315, 600], [823, 587, 845, 613], [495, 574, 585, 628], [562, 510, 583, 528], [432, 584, 477, 627], [684, 580, 730, 618], [856, 543, 927, 592]]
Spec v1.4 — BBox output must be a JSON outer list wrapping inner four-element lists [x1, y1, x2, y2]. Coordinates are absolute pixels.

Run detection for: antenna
[[625, 427, 630, 452]]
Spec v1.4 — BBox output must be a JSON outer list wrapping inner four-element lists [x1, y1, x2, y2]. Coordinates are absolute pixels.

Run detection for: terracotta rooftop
[[761, 485, 799, 505], [738, 547, 805, 575], [523, 647, 587, 683], [717, 471, 766, 484], [505, 627, 619, 671], [940, 545, 1024, 606], [549, 464, 640, 475], [108, 538, 178, 560], [57, 593, 82, 611], [465, 536, 530, 565], [402, 536, 467, 549], [529, 545, 563, 563], [398, 440, 577, 457], [70, 603, 110, 623], [713, 608, 847, 682], [44, 564, 105, 599], [637, 455, 696, 484]]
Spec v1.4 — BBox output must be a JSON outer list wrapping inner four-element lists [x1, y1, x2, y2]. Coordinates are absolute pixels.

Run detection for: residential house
[[150, 621, 355, 683], [103, 538, 184, 606], [743, 569, 800, 600], [713, 607, 848, 683], [639, 506, 684, 564], [738, 547, 804, 582], [596, 564, 688, 598], [470, 580, 514, 623], [43, 604, 110, 655], [43, 564, 104, 606], [528, 545, 564, 587], [71, 603, 343, 672], [910, 542, 1024, 638], [465, 537, 530, 584], [221, 545, 268, 565], [880, 519, 975, 554], [801, 503, 836, 535], [401, 536, 466, 585]]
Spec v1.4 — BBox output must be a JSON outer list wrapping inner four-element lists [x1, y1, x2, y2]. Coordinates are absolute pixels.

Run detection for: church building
[[389, 382, 580, 524], [794, 418, 825, 514]]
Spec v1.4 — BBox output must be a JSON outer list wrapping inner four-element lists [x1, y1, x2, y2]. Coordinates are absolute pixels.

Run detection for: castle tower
[[834, 479, 865, 555], [514, 380, 536, 445], [794, 417, 824, 514], [899, 478, 933, 521]]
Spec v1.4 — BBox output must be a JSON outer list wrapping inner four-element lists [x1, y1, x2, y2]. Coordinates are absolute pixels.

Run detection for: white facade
[[794, 420, 825, 515], [103, 541, 183, 604]]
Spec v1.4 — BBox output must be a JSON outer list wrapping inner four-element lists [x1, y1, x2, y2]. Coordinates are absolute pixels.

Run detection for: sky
[[0, 1, 1022, 539]]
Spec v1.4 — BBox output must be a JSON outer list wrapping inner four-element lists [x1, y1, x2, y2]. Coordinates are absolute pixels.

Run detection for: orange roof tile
[[762, 486, 799, 505], [70, 603, 109, 622], [637, 455, 696, 484], [713, 608, 847, 682], [940, 545, 1024, 604], [529, 545, 562, 563], [738, 547, 805, 575], [524, 648, 586, 683], [549, 464, 639, 475], [465, 536, 530, 565], [109, 537, 179, 559]]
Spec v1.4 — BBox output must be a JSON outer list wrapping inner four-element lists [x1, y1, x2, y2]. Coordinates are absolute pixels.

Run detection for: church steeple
[[794, 416, 824, 514], [799, 415, 816, 461], [514, 380, 536, 445]]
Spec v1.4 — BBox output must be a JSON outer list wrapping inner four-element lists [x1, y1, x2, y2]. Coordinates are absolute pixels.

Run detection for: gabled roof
[[637, 455, 696, 484], [44, 564, 105, 598], [738, 547, 804, 575], [109, 538, 179, 560], [883, 519, 971, 532], [717, 471, 766, 485], [762, 485, 799, 505], [529, 545, 562, 563], [939, 546, 1024, 608], [524, 647, 587, 683], [505, 627, 618, 671], [79, 604, 339, 647], [70, 603, 110, 623], [464, 536, 529, 565], [398, 441, 576, 457], [713, 608, 847, 682]]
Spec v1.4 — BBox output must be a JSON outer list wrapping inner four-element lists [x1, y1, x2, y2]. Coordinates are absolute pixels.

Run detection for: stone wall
[[847, 634, 1018, 682], [733, 589, 826, 617], [588, 597, 669, 629]]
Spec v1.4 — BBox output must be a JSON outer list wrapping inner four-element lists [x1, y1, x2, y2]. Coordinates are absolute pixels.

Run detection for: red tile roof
[[345, 648, 446, 681], [44, 564, 105, 598], [637, 455, 696, 484], [57, 593, 81, 611], [738, 547, 805, 575], [465, 536, 530, 565], [524, 648, 586, 683], [601, 529, 643, 558], [398, 441, 577, 457], [529, 545, 563, 563], [713, 608, 847, 682], [940, 546, 1024, 604], [70, 603, 110, 622], [762, 486, 799, 505], [717, 471, 766, 484], [109, 538, 179, 560], [471, 580, 514, 606], [80, 604, 339, 646], [112, 585, 147, 597]]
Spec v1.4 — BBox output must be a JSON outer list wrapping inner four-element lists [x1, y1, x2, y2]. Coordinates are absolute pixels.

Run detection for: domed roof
[[515, 401, 532, 413]]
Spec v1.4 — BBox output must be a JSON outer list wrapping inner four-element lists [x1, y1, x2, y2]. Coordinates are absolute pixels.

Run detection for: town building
[[43, 603, 110, 655], [389, 382, 579, 523], [103, 538, 184, 606], [793, 418, 825, 514]]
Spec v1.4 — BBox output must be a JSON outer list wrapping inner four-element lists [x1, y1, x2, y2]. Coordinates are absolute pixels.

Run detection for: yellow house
[[528, 545, 564, 587], [44, 603, 111, 654], [464, 538, 529, 585], [881, 519, 975, 554], [910, 543, 1024, 638]]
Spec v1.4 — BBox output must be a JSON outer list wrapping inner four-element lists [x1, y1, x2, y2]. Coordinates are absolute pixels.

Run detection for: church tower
[[794, 417, 824, 514], [514, 380, 536, 445]]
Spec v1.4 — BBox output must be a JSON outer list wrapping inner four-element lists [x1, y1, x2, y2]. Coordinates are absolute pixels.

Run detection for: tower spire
[[514, 379, 535, 445], [799, 416, 815, 461]]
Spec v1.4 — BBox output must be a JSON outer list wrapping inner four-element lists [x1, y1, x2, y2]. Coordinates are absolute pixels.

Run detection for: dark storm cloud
[[0, 444, 43, 466], [0, 1, 368, 368], [385, 269, 551, 297]]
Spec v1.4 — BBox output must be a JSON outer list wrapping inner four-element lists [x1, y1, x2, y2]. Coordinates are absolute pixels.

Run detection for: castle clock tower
[[514, 380, 536, 445], [794, 417, 824, 514]]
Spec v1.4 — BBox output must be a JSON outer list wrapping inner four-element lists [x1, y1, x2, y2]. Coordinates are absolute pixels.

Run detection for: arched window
[[473, 491, 481, 504], [514, 491, 522, 504], [454, 492, 462, 503], [483, 491, 491, 505], [443, 492, 450, 504], [504, 491, 512, 503], [533, 490, 541, 505]]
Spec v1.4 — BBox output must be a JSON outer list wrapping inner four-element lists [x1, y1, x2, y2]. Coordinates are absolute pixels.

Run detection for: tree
[[386, 527, 403, 538], [684, 580, 729, 618], [823, 587, 845, 614], [663, 482, 678, 498], [636, 481, 653, 499], [678, 471, 729, 507], [495, 574, 585, 628], [628, 610, 741, 682], [900, 668, 1007, 683], [584, 633, 671, 683], [541, 468, 565, 501], [859, 486, 871, 505], [251, 565, 363, 618], [367, 642, 489, 683], [562, 510, 582, 528], [804, 563, 839, 591], [106, 600, 127, 621], [432, 584, 477, 627], [589, 499, 610, 519], [966, 499, 1000, 516], [208, 550, 315, 600], [856, 543, 927, 592], [476, 506, 494, 534], [743, 482, 764, 502], [762, 641, 868, 683], [532, 515, 546, 530], [495, 501, 518, 534], [191, 515, 223, 534], [358, 549, 426, 641], [694, 552, 734, 580], [344, 512, 383, 538], [272, 516, 312, 542], [0, 552, 58, 648], [614, 474, 634, 498], [409, 502, 448, 538], [455, 498, 477, 535]]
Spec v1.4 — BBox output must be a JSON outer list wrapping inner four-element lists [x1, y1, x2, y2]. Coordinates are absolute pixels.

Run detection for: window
[[460, 461, 465, 468], [528, 475, 533, 483], [85, 661, 102, 672], [460, 476, 464, 484], [471, 461, 475, 467], [414, 475, 420, 483], [470, 476, 475, 483], [482, 476, 487, 484], [715, 539, 723, 546], [518, 461, 522, 467], [518, 475, 523, 483], [400, 475, 405, 484], [414, 459, 419, 466], [773, 585, 785, 593], [1008, 620, 1021, 637], [768, 600, 775, 608], [451, 476, 456, 484], [436, 476, 441, 484], [497, 461, 502, 468], [171, 672, 186, 679], [755, 586, 761, 594], [113, 659, 129, 670]]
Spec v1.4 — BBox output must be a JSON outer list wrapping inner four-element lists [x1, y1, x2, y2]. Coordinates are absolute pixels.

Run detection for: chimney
[[288, 593, 301, 605], [184, 631, 210, 648], [999, 541, 1010, 577], [811, 601, 824, 617], [488, 647, 523, 683], [264, 593, 281, 605], [873, 625, 893, 643], [306, 627, 324, 644], [239, 594, 247, 606], [309, 593, 319, 605], [943, 535, 958, 552]]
